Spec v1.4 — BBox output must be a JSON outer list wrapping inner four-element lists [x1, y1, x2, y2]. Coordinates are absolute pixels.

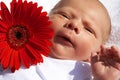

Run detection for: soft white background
[[0, 0, 59, 12], [0, 0, 120, 47]]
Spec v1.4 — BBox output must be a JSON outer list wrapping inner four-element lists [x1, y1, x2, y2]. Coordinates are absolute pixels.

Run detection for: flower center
[[15, 31, 22, 39], [7, 25, 29, 49]]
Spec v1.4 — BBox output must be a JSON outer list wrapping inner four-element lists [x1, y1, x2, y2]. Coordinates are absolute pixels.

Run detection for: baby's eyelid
[[85, 27, 93, 33], [62, 14, 69, 19], [59, 12, 71, 19], [83, 22, 94, 34], [84, 25, 96, 36], [83, 21, 97, 37]]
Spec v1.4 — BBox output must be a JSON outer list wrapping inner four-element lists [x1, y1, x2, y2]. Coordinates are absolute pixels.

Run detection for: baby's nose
[[65, 19, 82, 34]]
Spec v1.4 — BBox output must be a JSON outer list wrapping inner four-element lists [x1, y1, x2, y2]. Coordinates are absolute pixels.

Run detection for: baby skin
[[49, 0, 120, 80]]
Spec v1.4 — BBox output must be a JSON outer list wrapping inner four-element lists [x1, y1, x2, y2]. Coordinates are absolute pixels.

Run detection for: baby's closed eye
[[83, 22, 94, 34], [58, 11, 71, 20]]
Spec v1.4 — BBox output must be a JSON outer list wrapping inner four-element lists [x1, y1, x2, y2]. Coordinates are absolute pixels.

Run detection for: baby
[[49, 0, 111, 61], [49, 0, 120, 80], [0, 0, 120, 80]]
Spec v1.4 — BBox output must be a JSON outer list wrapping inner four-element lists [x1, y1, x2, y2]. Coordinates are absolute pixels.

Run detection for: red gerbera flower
[[0, 0, 53, 72]]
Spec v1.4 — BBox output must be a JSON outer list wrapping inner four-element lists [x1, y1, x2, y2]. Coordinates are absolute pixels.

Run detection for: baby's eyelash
[[85, 27, 93, 33], [58, 11, 70, 19], [61, 14, 69, 19], [83, 22, 94, 34]]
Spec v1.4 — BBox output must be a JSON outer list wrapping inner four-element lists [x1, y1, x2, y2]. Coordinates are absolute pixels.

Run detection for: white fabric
[[100, 0, 120, 48], [0, 55, 92, 80]]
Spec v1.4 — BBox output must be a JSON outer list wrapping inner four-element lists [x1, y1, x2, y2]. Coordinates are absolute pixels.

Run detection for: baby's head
[[49, 0, 111, 61]]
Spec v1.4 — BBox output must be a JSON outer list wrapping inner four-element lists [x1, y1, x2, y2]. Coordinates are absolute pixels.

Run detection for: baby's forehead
[[56, 0, 102, 7], [54, 0, 108, 15], [54, 0, 110, 23]]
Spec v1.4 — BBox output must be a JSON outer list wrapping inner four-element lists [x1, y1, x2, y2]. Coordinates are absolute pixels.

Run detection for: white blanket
[[0, 55, 92, 80], [100, 0, 120, 48]]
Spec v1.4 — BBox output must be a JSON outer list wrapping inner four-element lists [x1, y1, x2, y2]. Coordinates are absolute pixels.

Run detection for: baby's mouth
[[55, 35, 73, 47], [61, 36, 72, 43]]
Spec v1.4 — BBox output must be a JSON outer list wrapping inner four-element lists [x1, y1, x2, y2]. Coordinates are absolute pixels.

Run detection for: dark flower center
[[7, 25, 29, 49], [15, 31, 22, 39]]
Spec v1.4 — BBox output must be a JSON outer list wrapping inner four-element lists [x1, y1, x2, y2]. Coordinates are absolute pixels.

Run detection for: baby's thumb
[[90, 52, 102, 73], [91, 52, 99, 63]]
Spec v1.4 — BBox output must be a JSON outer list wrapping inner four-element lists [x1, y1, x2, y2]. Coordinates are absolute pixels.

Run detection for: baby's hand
[[91, 45, 120, 80]]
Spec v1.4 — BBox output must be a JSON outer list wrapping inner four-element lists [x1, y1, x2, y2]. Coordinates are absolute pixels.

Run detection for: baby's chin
[[49, 52, 67, 60], [49, 53, 78, 61]]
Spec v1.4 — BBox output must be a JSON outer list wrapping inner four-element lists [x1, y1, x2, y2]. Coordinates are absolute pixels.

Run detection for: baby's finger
[[100, 45, 110, 55], [91, 52, 99, 63], [110, 46, 120, 59], [114, 62, 120, 71], [100, 45, 106, 54], [108, 46, 120, 70]]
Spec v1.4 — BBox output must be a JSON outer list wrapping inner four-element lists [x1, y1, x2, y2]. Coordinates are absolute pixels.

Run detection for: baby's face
[[49, 0, 110, 61]]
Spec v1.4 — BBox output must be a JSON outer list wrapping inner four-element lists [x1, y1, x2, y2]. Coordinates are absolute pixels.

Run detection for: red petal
[[0, 42, 8, 60], [0, 43, 11, 69], [14, 51, 20, 70], [3, 49, 12, 69], [19, 0, 27, 21], [0, 2, 12, 27], [0, 33, 6, 42], [10, 0, 17, 15], [19, 48, 30, 68], [24, 46, 36, 65], [26, 44, 43, 63], [21, 1, 33, 23], [11, 0, 22, 23], [28, 39, 50, 56], [44, 40, 53, 46], [9, 49, 15, 69], [0, 20, 9, 32], [29, 39, 50, 52], [10, 0, 17, 24], [40, 12, 47, 17], [30, 5, 42, 17]]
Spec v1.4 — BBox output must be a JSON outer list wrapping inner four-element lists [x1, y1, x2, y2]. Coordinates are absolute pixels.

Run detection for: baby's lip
[[56, 33, 74, 47]]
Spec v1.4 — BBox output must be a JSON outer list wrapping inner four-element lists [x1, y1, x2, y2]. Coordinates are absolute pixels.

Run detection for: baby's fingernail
[[91, 52, 97, 57]]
